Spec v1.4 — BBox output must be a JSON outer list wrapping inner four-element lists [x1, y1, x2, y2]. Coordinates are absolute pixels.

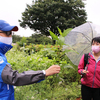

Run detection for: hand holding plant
[[45, 65, 60, 76]]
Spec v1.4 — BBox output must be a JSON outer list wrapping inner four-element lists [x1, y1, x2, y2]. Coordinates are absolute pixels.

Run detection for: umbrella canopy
[[64, 22, 100, 66]]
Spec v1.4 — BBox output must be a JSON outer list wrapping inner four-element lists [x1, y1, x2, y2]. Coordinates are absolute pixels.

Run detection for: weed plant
[[6, 45, 81, 100]]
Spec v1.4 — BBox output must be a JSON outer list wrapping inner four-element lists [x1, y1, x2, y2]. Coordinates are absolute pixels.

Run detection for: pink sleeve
[[78, 54, 85, 75]]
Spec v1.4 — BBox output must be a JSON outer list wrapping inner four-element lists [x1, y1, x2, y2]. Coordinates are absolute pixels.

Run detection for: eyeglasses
[[0, 31, 12, 36]]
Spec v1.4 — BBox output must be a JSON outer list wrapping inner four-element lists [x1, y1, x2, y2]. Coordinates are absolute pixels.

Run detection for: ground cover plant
[[6, 44, 82, 100]]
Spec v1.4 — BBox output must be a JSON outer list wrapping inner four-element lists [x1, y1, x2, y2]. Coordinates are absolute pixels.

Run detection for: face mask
[[92, 45, 100, 53], [0, 36, 12, 45]]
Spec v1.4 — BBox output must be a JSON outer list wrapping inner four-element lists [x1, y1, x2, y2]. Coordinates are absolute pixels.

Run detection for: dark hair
[[91, 37, 100, 45]]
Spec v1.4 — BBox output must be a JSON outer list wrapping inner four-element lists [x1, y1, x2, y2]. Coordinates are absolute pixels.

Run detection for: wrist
[[42, 70, 46, 75]]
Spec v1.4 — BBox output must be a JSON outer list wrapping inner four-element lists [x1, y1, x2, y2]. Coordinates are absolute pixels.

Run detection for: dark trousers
[[81, 84, 100, 100]]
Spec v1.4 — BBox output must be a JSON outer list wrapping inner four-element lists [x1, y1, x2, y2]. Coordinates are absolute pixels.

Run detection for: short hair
[[91, 37, 100, 45]]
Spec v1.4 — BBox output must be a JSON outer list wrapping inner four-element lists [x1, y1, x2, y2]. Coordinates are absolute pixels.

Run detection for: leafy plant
[[7, 40, 81, 100]]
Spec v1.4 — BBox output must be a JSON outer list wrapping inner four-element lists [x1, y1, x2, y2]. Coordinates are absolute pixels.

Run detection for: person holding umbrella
[[78, 36, 100, 100], [0, 20, 60, 100]]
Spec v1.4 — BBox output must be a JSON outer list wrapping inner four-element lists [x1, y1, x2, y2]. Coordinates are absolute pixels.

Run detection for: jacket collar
[[0, 42, 12, 54], [90, 51, 100, 62]]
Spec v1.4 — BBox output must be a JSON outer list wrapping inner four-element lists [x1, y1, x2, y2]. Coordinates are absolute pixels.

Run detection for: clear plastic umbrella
[[64, 22, 100, 66]]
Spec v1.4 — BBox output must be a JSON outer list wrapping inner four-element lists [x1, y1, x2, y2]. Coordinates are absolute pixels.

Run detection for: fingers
[[52, 65, 60, 74], [54, 65, 60, 71], [45, 65, 61, 76], [82, 70, 89, 74]]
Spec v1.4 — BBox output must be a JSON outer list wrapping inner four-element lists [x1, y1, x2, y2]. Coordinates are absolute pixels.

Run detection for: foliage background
[[12, 34, 53, 45], [19, 0, 87, 36], [6, 44, 81, 100], [10, 0, 87, 99]]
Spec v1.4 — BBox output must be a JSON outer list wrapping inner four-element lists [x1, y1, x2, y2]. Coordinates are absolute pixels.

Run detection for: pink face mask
[[92, 45, 100, 53]]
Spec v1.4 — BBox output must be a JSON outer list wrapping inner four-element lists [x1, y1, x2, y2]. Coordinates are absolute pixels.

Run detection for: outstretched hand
[[45, 65, 60, 76]]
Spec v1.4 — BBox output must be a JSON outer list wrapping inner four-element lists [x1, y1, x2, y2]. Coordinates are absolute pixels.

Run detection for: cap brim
[[11, 26, 18, 31], [1, 26, 18, 32]]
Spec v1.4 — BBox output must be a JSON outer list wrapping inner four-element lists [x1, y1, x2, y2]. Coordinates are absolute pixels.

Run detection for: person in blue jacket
[[0, 20, 61, 100]]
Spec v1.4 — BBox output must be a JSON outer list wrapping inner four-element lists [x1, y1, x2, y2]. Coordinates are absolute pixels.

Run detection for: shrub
[[6, 45, 81, 100]]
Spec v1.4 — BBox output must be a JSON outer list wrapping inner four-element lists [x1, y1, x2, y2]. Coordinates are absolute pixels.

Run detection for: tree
[[12, 34, 22, 43], [19, 0, 87, 36], [27, 34, 53, 44], [17, 37, 27, 47]]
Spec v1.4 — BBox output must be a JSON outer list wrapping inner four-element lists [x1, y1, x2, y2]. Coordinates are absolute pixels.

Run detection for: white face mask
[[0, 36, 12, 45]]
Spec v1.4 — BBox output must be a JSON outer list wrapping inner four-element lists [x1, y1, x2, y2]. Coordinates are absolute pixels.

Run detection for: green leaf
[[64, 48, 78, 54], [49, 30, 59, 40], [56, 36, 66, 46], [62, 28, 72, 37], [57, 27, 62, 36]]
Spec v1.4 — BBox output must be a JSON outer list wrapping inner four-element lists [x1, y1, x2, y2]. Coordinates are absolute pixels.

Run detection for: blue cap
[[0, 20, 18, 32]]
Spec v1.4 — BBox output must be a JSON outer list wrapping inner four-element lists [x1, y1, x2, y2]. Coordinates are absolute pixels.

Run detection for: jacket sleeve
[[78, 54, 85, 75], [1, 64, 45, 86]]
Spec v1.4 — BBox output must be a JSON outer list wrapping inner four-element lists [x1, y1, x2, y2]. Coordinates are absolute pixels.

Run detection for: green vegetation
[[19, 0, 87, 36], [9, 0, 87, 99], [12, 34, 53, 45], [7, 27, 82, 99], [6, 44, 81, 100]]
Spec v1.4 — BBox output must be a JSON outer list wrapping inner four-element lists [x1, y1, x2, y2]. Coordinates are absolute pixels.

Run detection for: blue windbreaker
[[0, 42, 14, 100], [0, 42, 45, 100]]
